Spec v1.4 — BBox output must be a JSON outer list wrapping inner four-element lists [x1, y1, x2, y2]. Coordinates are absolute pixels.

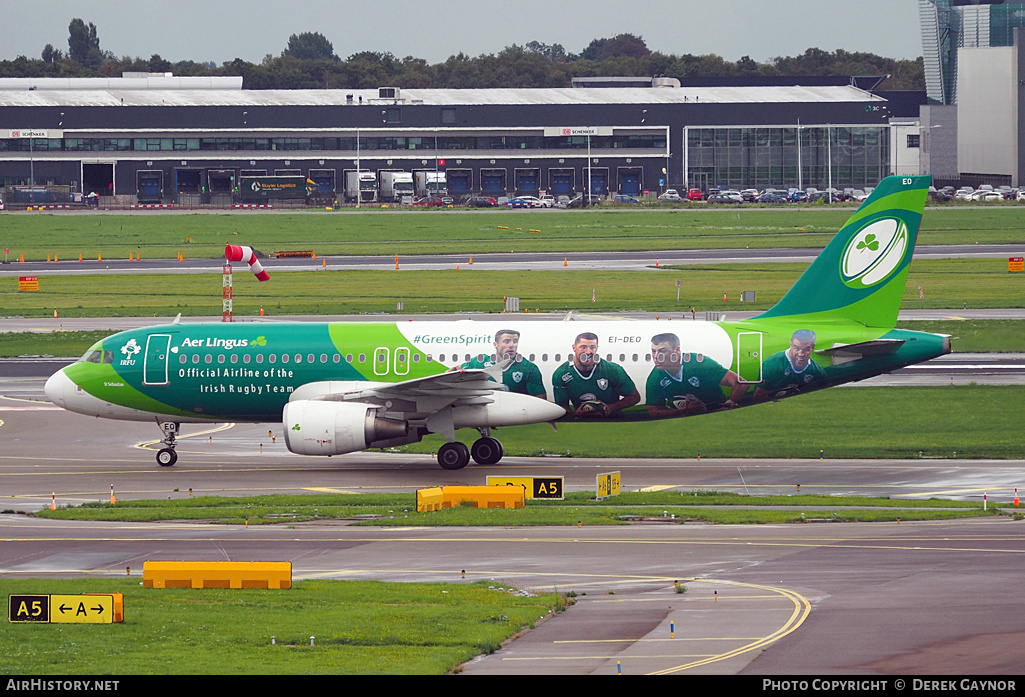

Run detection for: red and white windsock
[[225, 245, 270, 281]]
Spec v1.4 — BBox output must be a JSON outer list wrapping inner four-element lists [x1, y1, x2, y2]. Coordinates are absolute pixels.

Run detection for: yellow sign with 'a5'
[[8, 594, 121, 624], [486, 476, 564, 499]]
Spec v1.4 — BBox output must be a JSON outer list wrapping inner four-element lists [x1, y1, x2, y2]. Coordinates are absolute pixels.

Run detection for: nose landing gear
[[156, 421, 180, 467]]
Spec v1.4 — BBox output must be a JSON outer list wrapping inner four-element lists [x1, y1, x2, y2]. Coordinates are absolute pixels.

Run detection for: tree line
[[3, 21, 925, 91]]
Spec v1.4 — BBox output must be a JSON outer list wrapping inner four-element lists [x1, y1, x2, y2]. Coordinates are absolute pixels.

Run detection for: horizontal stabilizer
[[818, 339, 905, 365]]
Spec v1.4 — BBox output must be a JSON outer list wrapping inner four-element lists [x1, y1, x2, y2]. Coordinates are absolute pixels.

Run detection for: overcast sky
[[3, 1, 924, 66]]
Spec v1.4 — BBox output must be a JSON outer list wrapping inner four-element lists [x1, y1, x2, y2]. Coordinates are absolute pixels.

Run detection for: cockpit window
[[83, 350, 103, 364]]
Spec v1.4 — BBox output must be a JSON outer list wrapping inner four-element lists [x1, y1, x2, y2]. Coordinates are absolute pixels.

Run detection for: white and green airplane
[[45, 175, 949, 470]]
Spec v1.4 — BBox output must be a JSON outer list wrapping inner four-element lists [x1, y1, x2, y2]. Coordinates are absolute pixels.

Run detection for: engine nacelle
[[283, 400, 409, 456]]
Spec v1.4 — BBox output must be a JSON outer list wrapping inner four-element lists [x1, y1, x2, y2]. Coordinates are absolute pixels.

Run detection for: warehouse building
[[0, 73, 911, 206]]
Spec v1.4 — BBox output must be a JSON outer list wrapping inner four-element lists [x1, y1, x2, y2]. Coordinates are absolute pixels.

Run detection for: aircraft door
[[736, 332, 763, 384], [373, 347, 390, 376], [143, 334, 172, 386]]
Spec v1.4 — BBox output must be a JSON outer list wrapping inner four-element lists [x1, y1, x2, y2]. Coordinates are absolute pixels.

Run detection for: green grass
[[0, 578, 563, 674], [31, 491, 1003, 527], [3, 206, 1025, 261], [2, 257, 1022, 319]]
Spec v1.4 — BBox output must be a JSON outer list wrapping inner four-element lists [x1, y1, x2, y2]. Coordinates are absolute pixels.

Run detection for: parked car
[[412, 196, 445, 207], [720, 190, 744, 203], [757, 191, 788, 203], [973, 190, 1004, 202], [927, 187, 951, 203], [658, 189, 682, 202], [538, 194, 556, 207], [686, 188, 704, 201], [567, 193, 603, 208], [466, 196, 497, 207], [505, 196, 543, 208], [740, 188, 760, 202], [707, 192, 742, 204], [808, 190, 842, 203], [612, 194, 639, 203]]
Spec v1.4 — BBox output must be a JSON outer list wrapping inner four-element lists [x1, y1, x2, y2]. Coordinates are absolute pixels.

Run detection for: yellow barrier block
[[416, 487, 445, 512], [441, 486, 525, 509], [143, 561, 292, 589]]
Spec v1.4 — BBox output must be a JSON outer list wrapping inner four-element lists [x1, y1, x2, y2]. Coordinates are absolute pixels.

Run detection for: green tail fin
[[754, 175, 930, 328]]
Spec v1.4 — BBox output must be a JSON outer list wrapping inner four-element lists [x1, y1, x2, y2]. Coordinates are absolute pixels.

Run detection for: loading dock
[[514, 167, 541, 196], [617, 166, 643, 195], [480, 168, 507, 196]]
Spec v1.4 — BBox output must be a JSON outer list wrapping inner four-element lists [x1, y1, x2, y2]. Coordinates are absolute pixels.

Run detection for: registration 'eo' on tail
[[756, 175, 930, 328]]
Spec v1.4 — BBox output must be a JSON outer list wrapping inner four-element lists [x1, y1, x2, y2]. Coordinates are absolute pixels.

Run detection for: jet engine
[[282, 400, 411, 456]]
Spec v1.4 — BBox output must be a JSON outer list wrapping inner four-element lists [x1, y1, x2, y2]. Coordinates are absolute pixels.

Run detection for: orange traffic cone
[[110, 484, 116, 505], [1015, 488, 1020, 506], [395, 254, 399, 270], [51, 493, 56, 511], [469, 256, 473, 265], [79, 253, 83, 262], [98, 253, 102, 262], [564, 257, 568, 267]]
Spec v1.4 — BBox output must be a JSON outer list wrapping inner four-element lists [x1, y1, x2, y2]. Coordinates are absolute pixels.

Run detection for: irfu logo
[[841, 218, 908, 289]]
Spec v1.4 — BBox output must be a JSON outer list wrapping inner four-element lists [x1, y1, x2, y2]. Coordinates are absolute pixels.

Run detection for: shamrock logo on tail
[[856, 234, 880, 252]]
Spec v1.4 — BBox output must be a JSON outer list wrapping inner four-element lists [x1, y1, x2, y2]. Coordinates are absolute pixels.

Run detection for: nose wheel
[[156, 422, 180, 467]]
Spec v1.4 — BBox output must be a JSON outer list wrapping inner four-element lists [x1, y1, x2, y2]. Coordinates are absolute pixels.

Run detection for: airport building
[[0, 73, 917, 205]]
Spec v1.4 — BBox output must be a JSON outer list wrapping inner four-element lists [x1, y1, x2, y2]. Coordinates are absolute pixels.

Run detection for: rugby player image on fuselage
[[458, 329, 547, 399], [552, 332, 640, 418], [753, 329, 828, 402], [645, 332, 749, 418]]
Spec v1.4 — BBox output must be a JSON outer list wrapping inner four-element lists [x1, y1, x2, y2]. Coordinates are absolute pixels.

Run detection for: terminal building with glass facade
[[0, 74, 914, 205]]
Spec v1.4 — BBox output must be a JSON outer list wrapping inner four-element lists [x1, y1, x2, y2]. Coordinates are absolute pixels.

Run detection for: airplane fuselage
[[46, 317, 947, 424]]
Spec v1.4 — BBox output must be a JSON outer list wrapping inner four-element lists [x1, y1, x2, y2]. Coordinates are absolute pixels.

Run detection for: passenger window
[[255, 354, 263, 364], [281, 354, 289, 364], [180, 355, 187, 364], [217, 354, 225, 364], [268, 354, 276, 364], [346, 353, 353, 363], [358, 353, 366, 363], [243, 354, 251, 364], [230, 354, 238, 364]]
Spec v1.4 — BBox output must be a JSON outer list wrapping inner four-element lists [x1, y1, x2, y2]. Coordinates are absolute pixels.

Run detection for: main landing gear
[[156, 421, 180, 467], [437, 430, 505, 470]]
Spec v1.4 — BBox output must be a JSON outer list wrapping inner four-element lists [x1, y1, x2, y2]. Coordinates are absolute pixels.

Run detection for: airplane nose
[[44, 368, 72, 408]]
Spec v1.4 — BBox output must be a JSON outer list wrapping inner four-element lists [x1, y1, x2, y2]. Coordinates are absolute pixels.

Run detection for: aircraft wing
[[287, 360, 564, 442]]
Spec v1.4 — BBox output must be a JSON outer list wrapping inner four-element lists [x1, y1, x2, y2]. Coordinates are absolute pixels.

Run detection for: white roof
[[0, 85, 883, 108]]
